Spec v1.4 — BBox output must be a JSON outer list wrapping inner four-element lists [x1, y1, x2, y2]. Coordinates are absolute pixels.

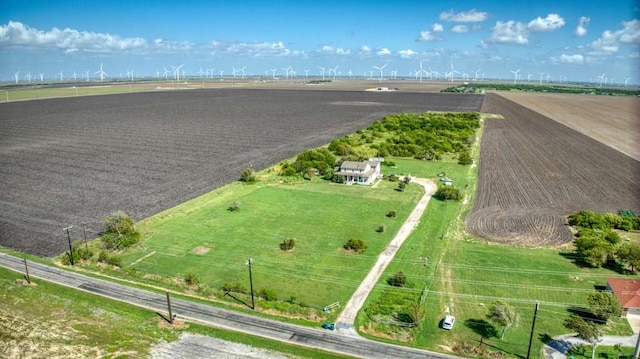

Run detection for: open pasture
[[0, 89, 483, 256], [466, 93, 640, 246]]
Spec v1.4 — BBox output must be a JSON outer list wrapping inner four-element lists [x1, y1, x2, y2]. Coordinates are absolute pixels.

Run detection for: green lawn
[[124, 173, 424, 314]]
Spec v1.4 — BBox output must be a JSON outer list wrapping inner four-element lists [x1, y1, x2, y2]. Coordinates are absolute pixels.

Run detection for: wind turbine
[[304, 69, 309, 78], [163, 67, 171, 79], [391, 69, 398, 79], [538, 72, 545, 85], [58, 71, 64, 82], [596, 73, 605, 87], [240, 66, 246, 79], [197, 67, 205, 78], [624, 77, 631, 86], [270, 68, 277, 79], [449, 62, 461, 83], [510, 68, 521, 84], [474, 69, 481, 81], [527, 72, 532, 82], [14, 71, 20, 84], [40, 73, 45, 82], [546, 73, 552, 83], [372, 63, 387, 82], [95, 63, 107, 82], [171, 64, 185, 81], [418, 61, 429, 83], [331, 65, 339, 79], [317, 66, 326, 81], [207, 68, 215, 78]]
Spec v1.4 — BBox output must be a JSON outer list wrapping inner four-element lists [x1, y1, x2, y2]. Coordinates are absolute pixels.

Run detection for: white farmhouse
[[335, 160, 382, 185]]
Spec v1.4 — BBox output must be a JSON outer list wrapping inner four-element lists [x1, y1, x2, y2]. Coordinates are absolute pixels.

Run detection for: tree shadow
[[603, 260, 635, 275], [224, 291, 254, 310], [540, 333, 578, 355], [567, 306, 603, 323], [465, 318, 498, 339], [559, 252, 592, 269]]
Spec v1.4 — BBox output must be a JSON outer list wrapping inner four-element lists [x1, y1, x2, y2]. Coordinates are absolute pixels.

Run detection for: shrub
[[344, 238, 367, 253], [388, 174, 399, 182], [457, 151, 473, 165], [184, 273, 200, 286], [398, 182, 406, 191], [388, 272, 407, 287], [101, 211, 140, 250], [280, 163, 296, 176], [259, 288, 278, 301], [228, 200, 241, 212], [240, 168, 256, 183], [280, 238, 296, 251], [222, 282, 247, 294], [382, 160, 396, 167], [97, 250, 122, 267], [434, 186, 462, 201], [377, 224, 386, 233], [387, 210, 397, 218]]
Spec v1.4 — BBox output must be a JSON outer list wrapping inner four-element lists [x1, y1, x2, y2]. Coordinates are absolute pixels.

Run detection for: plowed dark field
[[0, 89, 483, 256], [466, 93, 640, 246]]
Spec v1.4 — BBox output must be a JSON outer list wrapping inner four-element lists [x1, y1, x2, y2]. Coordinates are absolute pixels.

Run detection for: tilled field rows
[[0, 89, 483, 256], [466, 93, 640, 246]]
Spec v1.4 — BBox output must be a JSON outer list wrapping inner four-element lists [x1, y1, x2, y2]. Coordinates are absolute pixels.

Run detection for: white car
[[442, 315, 455, 330]]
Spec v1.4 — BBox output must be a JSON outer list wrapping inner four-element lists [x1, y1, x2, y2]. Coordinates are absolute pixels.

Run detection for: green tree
[[564, 315, 602, 359], [279, 238, 296, 251], [101, 211, 140, 250], [486, 301, 520, 339], [398, 182, 406, 191], [457, 150, 473, 165], [616, 242, 640, 271], [588, 291, 622, 322], [434, 186, 462, 201], [388, 272, 407, 287], [344, 238, 367, 253]]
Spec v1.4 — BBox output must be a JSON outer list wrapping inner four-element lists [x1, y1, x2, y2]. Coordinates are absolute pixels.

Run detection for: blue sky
[[1, 0, 638, 84]]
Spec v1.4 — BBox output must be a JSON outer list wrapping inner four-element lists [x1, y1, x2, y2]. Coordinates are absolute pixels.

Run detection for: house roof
[[341, 161, 377, 171], [607, 278, 640, 309]]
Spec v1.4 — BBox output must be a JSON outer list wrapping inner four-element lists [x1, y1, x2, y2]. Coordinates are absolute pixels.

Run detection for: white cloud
[[432, 23, 444, 32], [451, 25, 469, 33], [575, 17, 590, 37], [0, 21, 148, 53], [320, 45, 350, 55], [528, 14, 565, 32], [398, 49, 417, 58], [360, 45, 371, 52], [552, 54, 585, 64], [488, 21, 529, 44], [213, 40, 297, 57], [377, 48, 391, 55], [439, 9, 489, 22], [590, 19, 640, 54], [416, 30, 443, 42]]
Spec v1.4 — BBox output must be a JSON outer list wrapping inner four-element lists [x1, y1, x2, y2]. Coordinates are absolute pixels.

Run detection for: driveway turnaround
[[336, 178, 436, 333], [0, 253, 458, 359]]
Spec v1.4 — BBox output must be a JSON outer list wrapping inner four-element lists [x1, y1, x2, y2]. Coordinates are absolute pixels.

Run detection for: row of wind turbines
[[7, 61, 634, 87]]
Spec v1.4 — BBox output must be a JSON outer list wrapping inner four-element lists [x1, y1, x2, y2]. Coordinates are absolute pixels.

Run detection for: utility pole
[[166, 292, 174, 324], [82, 221, 88, 252], [633, 329, 640, 359], [246, 258, 255, 310], [526, 301, 540, 359], [63, 226, 74, 266], [23, 258, 30, 284]]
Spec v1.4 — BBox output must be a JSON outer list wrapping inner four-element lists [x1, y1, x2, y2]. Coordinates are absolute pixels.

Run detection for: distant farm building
[[335, 160, 382, 185], [607, 278, 640, 317]]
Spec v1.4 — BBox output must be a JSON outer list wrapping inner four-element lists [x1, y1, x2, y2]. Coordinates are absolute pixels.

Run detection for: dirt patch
[[151, 332, 296, 359], [190, 246, 211, 256]]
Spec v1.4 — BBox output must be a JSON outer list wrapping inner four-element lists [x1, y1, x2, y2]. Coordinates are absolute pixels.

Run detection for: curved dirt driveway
[[336, 178, 437, 334]]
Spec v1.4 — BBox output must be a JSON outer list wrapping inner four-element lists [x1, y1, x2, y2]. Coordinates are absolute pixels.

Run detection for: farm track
[[0, 89, 483, 256], [466, 93, 640, 246]]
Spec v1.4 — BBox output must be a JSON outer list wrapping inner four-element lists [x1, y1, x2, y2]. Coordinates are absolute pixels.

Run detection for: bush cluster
[[101, 211, 140, 250], [434, 186, 462, 201], [344, 238, 367, 253]]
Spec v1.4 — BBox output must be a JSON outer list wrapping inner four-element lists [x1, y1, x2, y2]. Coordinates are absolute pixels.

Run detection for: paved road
[[336, 178, 436, 333], [0, 253, 459, 359], [543, 334, 639, 359]]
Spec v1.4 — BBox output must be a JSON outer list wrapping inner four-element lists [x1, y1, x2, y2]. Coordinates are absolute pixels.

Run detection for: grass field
[[120, 168, 425, 317]]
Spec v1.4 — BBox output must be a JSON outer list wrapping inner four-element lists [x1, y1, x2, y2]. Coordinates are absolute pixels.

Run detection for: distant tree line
[[569, 210, 640, 269], [441, 83, 639, 96]]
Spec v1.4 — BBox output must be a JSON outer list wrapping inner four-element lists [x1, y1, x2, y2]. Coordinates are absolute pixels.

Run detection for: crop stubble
[[466, 93, 640, 246], [0, 89, 482, 256]]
